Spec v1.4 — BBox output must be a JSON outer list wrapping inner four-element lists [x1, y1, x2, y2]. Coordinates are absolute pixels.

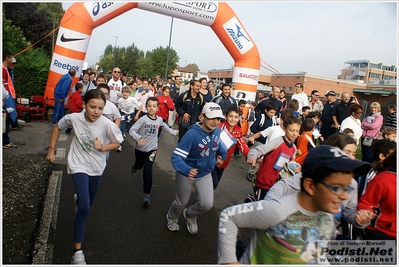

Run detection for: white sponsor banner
[[234, 90, 256, 104], [50, 53, 83, 76], [233, 67, 259, 85], [57, 27, 91, 53], [84, 2, 132, 22], [137, 2, 218, 26], [223, 17, 254, 55]]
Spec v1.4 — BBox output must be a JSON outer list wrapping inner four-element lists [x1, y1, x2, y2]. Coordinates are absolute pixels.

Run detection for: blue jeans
[[120, 111, 135, 137]]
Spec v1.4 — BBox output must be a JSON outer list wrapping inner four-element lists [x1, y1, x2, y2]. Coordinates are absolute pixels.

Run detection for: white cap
[[11, 58, 16, 64], [202, 102, 224, 119]]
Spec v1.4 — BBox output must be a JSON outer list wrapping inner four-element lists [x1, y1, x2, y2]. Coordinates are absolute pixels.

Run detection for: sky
[[61, 1, 397, 79]]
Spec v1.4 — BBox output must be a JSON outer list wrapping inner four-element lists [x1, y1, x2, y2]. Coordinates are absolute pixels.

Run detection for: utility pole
[[165, 17, 174, 80], [113, 35, 120, 68]]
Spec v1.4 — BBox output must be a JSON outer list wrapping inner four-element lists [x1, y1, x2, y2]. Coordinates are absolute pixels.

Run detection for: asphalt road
[[47, 125, 253, 264]]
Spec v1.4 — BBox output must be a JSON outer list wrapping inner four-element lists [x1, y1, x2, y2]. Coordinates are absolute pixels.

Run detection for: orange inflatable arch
[[45, 2, 260, 134]]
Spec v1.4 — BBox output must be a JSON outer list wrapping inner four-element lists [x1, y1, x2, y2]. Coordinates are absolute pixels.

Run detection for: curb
[[32, 171, 63, 264]]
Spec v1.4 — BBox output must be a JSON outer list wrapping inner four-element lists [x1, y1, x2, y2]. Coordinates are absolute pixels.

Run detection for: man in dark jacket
[[211, 83, 237, 115], [332, 92, 354, 130], [255, 86, 282, 117], [320, 91, 339, 141], [175, 80, 204, 142]]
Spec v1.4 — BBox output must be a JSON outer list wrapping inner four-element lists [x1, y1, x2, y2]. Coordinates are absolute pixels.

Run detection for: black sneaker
[[131, 165, 137, 173]]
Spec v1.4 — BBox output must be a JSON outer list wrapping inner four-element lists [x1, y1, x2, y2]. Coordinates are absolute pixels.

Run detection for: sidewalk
[[2, 120, 55, 264], [3, 120, 53, 156]]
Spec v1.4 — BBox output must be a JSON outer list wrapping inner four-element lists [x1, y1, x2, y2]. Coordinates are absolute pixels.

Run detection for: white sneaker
[[116, 145, 122, 152], [71, 250, 86, 264], [166, 214, 180, 232], [183, 208, 198, 234]]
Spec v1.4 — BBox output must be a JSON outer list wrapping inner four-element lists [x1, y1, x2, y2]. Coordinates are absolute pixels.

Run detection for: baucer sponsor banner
[[58, 27, 91, 53], [138, 2, 217, 26], [223, 17, 253, 55], [233, 67, 259, 85], [316, 240, 396, 264]]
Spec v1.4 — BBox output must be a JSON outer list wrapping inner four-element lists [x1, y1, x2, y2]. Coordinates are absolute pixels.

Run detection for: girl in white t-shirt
[[46, 89, 123, 264]]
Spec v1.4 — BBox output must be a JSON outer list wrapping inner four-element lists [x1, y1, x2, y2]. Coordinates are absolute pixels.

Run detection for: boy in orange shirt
[[65, 83, 84, 134], [295, 118, 316, 164]]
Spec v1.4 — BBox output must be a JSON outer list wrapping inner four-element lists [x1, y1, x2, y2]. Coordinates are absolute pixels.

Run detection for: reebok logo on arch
[[223, 17, 253, 55]]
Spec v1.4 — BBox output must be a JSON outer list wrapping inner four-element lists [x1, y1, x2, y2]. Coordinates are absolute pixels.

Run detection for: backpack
[[258, 113, 277, 128], [182, 91, 204, 106]]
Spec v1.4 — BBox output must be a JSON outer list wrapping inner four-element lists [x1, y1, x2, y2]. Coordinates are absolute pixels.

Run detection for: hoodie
[[171, 123, 227, 178]]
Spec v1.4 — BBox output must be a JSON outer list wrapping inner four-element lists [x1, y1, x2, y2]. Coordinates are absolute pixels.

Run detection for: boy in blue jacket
[[166, 102, 227, 234]]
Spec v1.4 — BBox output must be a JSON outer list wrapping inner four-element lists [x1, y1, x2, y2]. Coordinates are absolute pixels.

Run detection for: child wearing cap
[[218, 145, 372, 264], [166, 102, 227, 234]]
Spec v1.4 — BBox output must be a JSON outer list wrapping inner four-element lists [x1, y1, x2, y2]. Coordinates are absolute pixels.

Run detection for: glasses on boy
[[318, 181, 354, 196]]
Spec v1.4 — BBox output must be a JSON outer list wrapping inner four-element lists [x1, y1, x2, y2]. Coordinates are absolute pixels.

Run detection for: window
[[288, 87, 293, 91], [282, 86, 286, 90], [369, 73, 381, 79], [382, 75, 394, 80]]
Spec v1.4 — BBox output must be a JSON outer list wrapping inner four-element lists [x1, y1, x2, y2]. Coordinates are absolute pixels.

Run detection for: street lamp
[[165, 17, 174, 80], [113, 35, 120, 67]]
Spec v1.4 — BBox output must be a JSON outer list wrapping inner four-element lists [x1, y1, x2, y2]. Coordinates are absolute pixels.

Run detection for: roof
[[353, 88, 396, 95]]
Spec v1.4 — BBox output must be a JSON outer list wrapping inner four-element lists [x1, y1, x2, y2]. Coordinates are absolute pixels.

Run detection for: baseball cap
[[302, 145, 371, 177], [202, 102, 224, 119], [325, 91, 336, 96]]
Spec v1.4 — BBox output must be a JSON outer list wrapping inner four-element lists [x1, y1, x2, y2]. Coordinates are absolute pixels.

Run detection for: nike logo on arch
[[60, 33, 86, 42]]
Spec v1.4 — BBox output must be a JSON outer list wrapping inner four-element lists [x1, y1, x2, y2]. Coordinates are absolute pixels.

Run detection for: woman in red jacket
[[358, 147, 396, 240], [156, 86, 175, 137], [212, 106, 251, 190]]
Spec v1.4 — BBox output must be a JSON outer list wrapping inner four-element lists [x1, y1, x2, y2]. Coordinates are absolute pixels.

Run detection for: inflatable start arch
[[45, 2, 260, 132]]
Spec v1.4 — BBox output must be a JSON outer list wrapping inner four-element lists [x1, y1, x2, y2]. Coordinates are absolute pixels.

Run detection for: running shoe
[[143, 194, 151, 205], [246, 173, 255, 182], [131, 165, 137, 173], [183, 208, 198, 234], [71, 250, 86, 265], [166, 214, 180, 232], [3, 142, 18, 149]]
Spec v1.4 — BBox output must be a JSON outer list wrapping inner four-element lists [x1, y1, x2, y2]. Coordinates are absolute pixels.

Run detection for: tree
[[186, 63, 199, 78], [3, 3, 60, 57], [2, 10, 50, 97], [146, 46, 179, 79]]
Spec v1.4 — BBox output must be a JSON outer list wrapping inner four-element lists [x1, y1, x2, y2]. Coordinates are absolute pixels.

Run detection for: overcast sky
[[61, 1, 397, 79]]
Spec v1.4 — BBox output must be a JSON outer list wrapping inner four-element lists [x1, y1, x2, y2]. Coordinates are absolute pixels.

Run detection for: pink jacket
[[361, 114, 383, 139]]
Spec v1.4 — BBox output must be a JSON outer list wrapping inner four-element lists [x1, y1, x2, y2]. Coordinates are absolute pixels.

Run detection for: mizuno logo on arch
[[223, 17, 254, 55], [60, 33, 86, 42]]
